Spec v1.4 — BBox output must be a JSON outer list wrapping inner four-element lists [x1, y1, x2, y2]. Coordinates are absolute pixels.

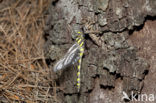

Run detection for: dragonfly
[[53, 32, 85, 92]]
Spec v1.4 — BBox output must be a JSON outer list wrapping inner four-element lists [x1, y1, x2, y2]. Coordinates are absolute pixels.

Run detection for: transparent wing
[[53, 43, 80, 72], [63, 44, 80, 66], [53, 58, 65, 72], [66, 44, 78, 53]]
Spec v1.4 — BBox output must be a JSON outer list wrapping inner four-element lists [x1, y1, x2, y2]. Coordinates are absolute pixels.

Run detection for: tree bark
[[44, 0, 156, 103]]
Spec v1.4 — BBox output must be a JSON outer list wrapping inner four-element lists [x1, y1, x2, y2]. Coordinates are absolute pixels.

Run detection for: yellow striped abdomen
[[76, 32, 84, 92]]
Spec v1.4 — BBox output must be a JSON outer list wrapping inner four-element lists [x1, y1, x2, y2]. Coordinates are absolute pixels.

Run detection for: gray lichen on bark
[[44, 0, 156, 102]]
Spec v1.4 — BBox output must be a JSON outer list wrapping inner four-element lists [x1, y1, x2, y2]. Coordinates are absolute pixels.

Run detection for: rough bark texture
[[44, 0, 156, 103]]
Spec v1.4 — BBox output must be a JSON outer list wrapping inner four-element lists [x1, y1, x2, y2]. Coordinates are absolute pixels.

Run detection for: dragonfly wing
[[67, 44, 78, 53], [63, 44, 80, 66], [53, 58, 65, 72], [53, 44, 80, 72]]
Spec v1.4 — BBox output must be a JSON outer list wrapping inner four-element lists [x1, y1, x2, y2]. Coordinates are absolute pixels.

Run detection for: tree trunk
[[44, 0, 156, 103]]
